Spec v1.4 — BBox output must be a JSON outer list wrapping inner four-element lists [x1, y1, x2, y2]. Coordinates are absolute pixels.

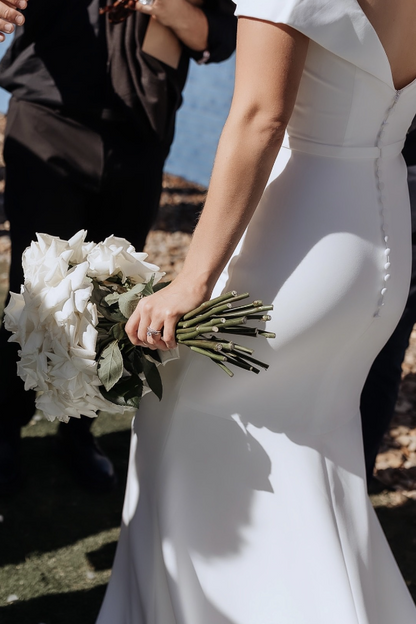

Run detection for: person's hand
[[0, 0, 27, 42], [135, 0, 190, 30], [125, 278, 210, 351]]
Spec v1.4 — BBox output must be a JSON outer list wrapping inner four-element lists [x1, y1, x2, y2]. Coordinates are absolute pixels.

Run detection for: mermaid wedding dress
[[96, 1, 416, 622]]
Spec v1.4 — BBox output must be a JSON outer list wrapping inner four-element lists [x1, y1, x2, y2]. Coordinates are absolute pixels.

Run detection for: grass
[[0, 412, 132, 624]]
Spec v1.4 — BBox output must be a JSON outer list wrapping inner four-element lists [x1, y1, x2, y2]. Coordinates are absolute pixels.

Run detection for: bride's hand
[[125, 278, 211, 351]]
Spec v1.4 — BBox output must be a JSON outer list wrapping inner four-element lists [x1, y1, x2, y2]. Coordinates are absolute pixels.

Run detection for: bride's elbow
[[232, 106, 289, 146], [259, 116, 288, 146]]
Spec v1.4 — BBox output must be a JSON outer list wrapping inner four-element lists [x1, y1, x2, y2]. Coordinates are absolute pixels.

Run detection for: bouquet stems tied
[[95, 284, 276, 411], [174, 290, 275, 378]]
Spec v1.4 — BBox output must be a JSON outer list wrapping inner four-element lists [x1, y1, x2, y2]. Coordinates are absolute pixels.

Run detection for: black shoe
[[0, 428, 22, 495], [57, 423, 117, 493]]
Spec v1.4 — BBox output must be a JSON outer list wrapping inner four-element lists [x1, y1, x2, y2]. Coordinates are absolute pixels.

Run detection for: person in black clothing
[[361, 122, 416, 490], [0, 0, 237, 494]]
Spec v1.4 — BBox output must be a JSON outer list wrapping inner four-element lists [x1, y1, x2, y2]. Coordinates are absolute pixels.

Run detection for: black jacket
[[0, 0, 237, 146]]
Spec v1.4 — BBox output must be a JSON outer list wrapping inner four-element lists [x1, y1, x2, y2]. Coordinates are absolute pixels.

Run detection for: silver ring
[[139, 0, 154, 5], [147, 326, 161, 337]]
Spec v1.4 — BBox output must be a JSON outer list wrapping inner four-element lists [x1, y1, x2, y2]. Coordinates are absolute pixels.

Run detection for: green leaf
[[100, 375, 144, 409], [153, 280, 170, 292], [102, 272, 124, 284], [90, 281, 110, 308], [118, 283, 147, 319], [96, 333, 115, 358], [140, 275, 156, 298], [97, 340, 124, 391], [110, 322, 126, 342], [123, 347, 144, 375], [142, 347, 162, 364], [142, 356, 163, 401], [91, 283, 126, 322], [107, 307, 127, 323], [103, 291, 121, 306]]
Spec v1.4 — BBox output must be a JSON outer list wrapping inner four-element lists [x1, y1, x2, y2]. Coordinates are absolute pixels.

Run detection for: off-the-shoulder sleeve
[[233, 0, 391, 87]]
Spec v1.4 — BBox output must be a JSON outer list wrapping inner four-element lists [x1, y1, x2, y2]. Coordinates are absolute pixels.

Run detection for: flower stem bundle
[[174, 290, 275, 377]]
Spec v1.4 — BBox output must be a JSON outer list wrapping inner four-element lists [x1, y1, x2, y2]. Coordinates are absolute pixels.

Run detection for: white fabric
[[235, 0, 399, 89], [96, 2, 416, 622]]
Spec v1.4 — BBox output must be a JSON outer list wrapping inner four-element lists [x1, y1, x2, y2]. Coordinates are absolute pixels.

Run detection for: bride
[[97, 1, 416, 622]]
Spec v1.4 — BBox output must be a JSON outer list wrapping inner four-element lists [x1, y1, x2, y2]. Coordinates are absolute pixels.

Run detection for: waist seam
[[282, 135, 404, 160]]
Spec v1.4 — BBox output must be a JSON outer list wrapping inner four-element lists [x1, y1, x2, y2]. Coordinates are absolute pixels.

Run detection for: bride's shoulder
[[234, 0, 390, 83], [234, 0, 355, 28], [235, 1, 381, 67]]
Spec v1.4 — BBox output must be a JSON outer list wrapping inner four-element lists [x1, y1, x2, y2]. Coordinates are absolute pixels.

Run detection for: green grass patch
[[0, 412, 133, 623]]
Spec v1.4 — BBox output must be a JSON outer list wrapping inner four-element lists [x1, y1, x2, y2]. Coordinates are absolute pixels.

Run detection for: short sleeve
[[233, 0, 391, 87], [234, 0, 342, 27]]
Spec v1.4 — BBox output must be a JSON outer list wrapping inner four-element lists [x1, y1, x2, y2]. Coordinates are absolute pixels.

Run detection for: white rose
[[4, 288, 40, 349], [35, 262, 92, 324], [17, 329, 50, 391], [35, 373, 132, 422], [67, 230, 96, 264], [22, 234, 73, 290], [3, 291, 25, 334], [87, 235, 164, 284]]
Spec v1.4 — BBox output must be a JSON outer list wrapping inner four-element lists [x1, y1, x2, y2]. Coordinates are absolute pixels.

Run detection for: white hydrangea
[[3, 230, 153, 422]]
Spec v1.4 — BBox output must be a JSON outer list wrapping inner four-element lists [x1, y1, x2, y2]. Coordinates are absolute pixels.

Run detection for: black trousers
[[360, 165, 416, 482], [0, 98, 166, 432]]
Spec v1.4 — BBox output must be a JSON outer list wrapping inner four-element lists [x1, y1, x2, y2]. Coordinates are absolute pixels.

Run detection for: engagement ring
[[139, 0, 154, 5], [147, 326, 161, 337]]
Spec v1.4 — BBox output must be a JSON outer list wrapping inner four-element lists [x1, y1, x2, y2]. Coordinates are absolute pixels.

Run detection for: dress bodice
[[235, 0, 416, 151]]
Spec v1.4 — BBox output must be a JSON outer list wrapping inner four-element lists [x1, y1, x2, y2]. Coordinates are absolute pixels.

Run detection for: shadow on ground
[[0, 585, 106, 624], [0, 428, 131, 568]]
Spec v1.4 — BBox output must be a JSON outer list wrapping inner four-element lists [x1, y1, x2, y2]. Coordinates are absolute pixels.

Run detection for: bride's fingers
[[125, 307, 142, 346], [141, 323, 164, 350], [161, 317, 177, 350]]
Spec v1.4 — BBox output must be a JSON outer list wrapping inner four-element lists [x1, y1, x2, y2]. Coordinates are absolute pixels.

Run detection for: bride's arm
[[126, 17, 309, 349]]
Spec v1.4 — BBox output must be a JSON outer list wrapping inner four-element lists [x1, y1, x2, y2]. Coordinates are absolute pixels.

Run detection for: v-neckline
[[355, 0, 416, 92]]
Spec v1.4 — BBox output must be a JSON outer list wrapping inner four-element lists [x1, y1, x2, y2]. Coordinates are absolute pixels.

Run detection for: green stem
[[244, 314, 272, 321], [224, 354, 259, 374], [176, 318, 219, 334], [217, 327, 258, 336], [213, 301, 263, 315], [178, 340, 224, 351], [231, 352, 269, 370], [218, 305, 273, 318], [178, 303, 233, 329], [218, 317, 247, 328], [215, 362, 234, 377], [177, 326, 219, 341], [189, 346, 227, 362], [182, 291, 238, 321], [231, 344, 254, 355], [258, 331, 277, 339]]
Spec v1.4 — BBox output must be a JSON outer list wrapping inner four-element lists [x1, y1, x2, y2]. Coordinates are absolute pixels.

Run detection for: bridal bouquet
[[3, 231, 275, 423]]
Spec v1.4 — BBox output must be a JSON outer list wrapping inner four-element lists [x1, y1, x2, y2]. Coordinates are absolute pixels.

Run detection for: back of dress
[[96, 2, 416, 624]]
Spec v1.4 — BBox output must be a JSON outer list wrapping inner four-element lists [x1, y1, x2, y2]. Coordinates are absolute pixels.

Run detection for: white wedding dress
[[96, 1, 416, 622]]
